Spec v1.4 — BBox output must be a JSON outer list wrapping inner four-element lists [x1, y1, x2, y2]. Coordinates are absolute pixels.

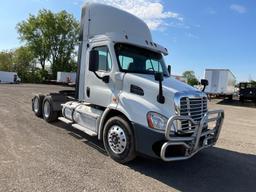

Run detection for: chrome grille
[[179, 97, 208, 133]]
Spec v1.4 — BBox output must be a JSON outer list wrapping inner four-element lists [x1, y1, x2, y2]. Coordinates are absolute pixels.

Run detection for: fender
[[97, 103, 132, 140]]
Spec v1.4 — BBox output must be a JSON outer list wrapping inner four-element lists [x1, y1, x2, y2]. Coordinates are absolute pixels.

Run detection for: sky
[[0, 0, 255, 82]]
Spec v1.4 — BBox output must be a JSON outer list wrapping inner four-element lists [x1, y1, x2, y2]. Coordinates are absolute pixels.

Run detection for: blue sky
[[0, 0, 255, 81]]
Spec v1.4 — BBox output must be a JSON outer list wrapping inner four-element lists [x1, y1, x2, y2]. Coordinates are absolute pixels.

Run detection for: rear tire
[[32, 94, 45, 117], [103, 116, 136, 164], [42, 96, 58, 123]]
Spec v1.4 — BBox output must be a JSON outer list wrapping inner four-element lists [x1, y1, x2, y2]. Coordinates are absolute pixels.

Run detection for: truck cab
[[32, 3, 224, 163]]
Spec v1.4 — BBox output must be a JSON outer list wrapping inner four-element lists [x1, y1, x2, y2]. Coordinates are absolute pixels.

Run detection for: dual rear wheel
[[32, 95, 58, 122], [32, 94, 44, 117]]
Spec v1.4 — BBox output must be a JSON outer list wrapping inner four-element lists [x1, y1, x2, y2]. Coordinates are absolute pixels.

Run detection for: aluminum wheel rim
[[108, 125, 127, 154], [33, 98, 39, 113], [43, 101, 50, 118]]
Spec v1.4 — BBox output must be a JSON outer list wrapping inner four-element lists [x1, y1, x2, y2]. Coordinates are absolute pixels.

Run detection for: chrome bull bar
[[160, 109, 224, 161]]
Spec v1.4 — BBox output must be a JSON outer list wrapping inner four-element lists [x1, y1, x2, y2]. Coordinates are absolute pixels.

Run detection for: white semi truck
[[32, 3, 224, 163]]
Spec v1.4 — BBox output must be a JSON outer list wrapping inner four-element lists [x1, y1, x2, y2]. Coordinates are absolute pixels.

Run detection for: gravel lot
[[0, 84, 255, 192]]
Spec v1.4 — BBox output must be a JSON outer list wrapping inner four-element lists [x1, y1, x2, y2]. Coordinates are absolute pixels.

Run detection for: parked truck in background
[[0, 71, 20, 84], [239, 82, 256, 103], [31, 3, 224, 163], [204, 69, 236, 100]]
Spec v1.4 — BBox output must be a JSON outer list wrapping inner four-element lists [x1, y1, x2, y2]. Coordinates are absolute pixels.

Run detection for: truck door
[[85, 45, 114, 107]]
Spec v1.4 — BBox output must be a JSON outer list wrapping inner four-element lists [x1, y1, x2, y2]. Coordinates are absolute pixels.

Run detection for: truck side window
[[92, 46, 112, 72]]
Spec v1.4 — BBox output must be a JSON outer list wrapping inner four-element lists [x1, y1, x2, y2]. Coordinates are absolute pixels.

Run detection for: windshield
[[115, 43, 169, 76]]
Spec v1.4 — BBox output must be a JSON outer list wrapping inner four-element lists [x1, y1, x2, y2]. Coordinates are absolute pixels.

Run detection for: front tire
[[42, 96, 58, 123], [103, 116, 136, 164]]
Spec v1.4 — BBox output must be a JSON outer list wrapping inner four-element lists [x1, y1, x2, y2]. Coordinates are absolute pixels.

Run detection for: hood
[[121, 73, 205, 121], [123, 73, 199, 94]]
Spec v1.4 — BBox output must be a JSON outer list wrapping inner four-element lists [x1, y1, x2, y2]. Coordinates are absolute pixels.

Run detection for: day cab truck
[[32, 3, 224, 163]]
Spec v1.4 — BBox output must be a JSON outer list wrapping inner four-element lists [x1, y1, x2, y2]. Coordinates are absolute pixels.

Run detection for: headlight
[[147, 112, 168, 130]]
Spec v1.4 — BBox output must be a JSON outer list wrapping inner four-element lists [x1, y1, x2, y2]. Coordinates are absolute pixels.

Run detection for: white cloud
[[83, 0, 183, 30], [230, 4, 247, 14]]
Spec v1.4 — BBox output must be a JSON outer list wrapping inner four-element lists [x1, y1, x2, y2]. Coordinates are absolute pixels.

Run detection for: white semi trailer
[[32, 3, 224, 163], [57, 72, 76, 83], [204, 69, 236, 99], [0, 71, 20, 84]]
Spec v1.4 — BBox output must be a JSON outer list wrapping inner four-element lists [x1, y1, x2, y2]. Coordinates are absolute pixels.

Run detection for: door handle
[[86, 87, 90, 97]]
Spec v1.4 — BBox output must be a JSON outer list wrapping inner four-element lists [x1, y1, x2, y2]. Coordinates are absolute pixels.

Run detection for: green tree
[[17, 14, 48, 70], [13, 46, 35, 82], [17, 9, 79, 78], [0, 51, 14, 71], [182, 70, 199, 86]]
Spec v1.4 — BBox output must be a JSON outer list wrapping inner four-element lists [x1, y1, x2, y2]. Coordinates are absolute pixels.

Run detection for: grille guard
[[160, 109, 224, 161]]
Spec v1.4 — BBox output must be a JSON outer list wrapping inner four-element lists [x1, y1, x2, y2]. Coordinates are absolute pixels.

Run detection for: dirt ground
[[0, 84, 255, 192]]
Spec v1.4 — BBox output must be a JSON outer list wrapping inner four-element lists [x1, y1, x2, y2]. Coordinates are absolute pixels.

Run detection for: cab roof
[[80, 3, 168, 55]]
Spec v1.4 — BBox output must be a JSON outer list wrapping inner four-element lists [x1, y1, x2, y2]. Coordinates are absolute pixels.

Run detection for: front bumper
[[160, 109, 224, 161], [133, 109, 224, 161]]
